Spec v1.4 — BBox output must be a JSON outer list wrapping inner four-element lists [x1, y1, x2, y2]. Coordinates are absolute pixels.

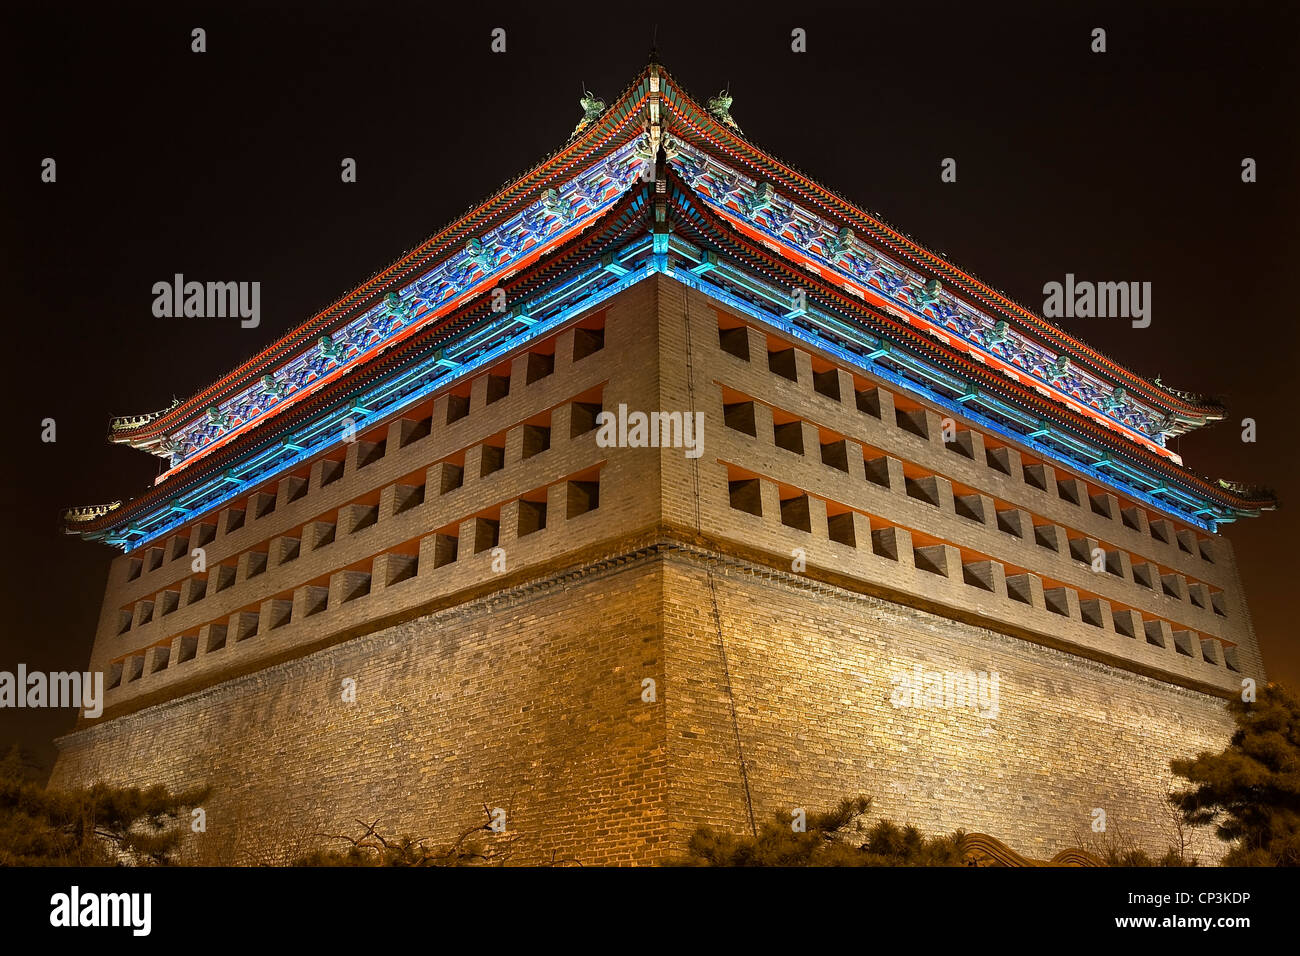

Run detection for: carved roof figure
[[570, 90, 607, 139], [707, 90, 741, 133]]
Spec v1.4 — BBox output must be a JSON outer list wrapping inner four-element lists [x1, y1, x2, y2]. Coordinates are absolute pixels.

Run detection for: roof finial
[[649, 23, 659, 63], [708, 85, 741, 133], [570, 86, 607, 140]]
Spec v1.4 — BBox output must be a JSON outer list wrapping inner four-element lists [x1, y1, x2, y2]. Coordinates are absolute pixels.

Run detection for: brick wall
[[657, 276, 1263, 695], [52, 274, 1254, 865], [660, 549, 1235, 864], [82, 279, 662, 721], [52, 542, 1236, 864], [52, 554, 671, 866]]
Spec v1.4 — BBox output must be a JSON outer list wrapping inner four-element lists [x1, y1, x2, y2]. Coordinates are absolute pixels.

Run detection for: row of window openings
[[123, 325, 605, 583], [112, 479, 601, 684], [443, 326, 602, 424], [728, 456, 1227, 619], [726, 398, 1219, 587], [123, 392, 606, 589], [111, 553, 410, 687], [726, 478, 1237, 670], [115, 475, 601, 640], [721, 327, 1215, 563]]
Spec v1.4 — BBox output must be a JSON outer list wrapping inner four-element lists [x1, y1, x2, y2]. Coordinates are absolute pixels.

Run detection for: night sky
[[3, 1, 1297, 768]]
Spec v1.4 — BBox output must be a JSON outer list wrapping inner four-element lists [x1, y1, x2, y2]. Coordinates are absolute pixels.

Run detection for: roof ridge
[[111, 61, 1226, 450], [110, 66, 660, 440], [650, 64, 1224, 419]]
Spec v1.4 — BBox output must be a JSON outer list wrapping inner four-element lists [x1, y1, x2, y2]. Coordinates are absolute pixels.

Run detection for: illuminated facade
[[54, 62, 1274, 864]]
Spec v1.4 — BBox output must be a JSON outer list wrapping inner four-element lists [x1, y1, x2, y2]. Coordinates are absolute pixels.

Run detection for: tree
[[0, 745, 45, 786], [673, 796, 967, 866], [297, 812, 518, 867], [0, 745, 209, 866], [1171, 682, 1300, 866], [295, 803, 578, 866]]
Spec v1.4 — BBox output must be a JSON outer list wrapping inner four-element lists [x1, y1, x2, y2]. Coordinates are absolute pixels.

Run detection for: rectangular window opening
[[812, 369, 841, 402], [521, 424, 551, 459], [773, 421, 804, 455], [480, 444, 506, 477], [567, 480, 600, 519], [827, 512, 856, 547], [570, 401, 602, 437], [723, 401, 757, 437], [768, 347, 798, 382], [719, 326, 750, 361], [518, 499, 548, 536], [779, 495, 812, 533], [525, 351, 555, 384], [573, 327, 604, 361]]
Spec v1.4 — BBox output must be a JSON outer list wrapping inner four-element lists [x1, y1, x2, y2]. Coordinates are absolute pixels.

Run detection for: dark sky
[[3, 1, 1297, 768]]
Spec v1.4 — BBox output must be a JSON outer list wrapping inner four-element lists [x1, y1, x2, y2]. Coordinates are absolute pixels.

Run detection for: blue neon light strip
[[98, 255, 657, 549], [664, 259, 1220, 532], [98, 238, 1229, 549], [152, 140, 651, 476]]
